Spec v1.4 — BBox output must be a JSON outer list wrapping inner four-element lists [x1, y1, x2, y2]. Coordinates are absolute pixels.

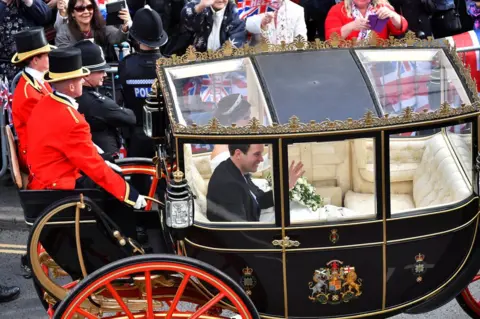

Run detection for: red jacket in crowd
[[325, 2, 408, 40]]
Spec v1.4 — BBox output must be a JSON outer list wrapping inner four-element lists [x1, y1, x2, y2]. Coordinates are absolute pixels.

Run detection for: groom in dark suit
[[206, 144, 304, 222]]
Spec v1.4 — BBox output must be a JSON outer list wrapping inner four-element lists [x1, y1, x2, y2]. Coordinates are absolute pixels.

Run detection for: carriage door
[[281, 136, 384, 318]]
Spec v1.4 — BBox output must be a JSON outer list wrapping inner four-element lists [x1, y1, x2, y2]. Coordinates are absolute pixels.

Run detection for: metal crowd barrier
[[106, 66, 118, 101]]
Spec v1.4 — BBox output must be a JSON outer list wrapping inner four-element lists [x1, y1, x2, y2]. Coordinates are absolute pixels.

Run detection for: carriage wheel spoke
[[189, 292, 225, 319], [145, 271, 154, 319], [75, 308, 100, 319], [166, 273, 190, 319], [105, 283, 135, 319]]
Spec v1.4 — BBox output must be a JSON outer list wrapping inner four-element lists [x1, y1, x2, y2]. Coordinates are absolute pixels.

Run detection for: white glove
[[105, 160, 122, 174], [134, 195, 147, 209]]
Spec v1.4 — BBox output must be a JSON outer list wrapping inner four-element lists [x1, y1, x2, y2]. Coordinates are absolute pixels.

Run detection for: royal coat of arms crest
[[308, 260, 362, 304], [240, 267, 257, 295]]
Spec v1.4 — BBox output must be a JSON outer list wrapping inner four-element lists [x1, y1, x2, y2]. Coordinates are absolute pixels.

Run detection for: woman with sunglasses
[[0, 0, 52, 82], [54, 0, 131, 54]]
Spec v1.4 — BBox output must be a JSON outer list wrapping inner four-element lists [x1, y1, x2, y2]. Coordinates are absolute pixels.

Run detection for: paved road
[[0, 181, 474, 318]]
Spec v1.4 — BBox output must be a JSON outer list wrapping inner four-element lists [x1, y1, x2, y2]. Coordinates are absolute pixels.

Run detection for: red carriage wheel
[[53, 255, 259, 319], [456, 273, 480, 319]]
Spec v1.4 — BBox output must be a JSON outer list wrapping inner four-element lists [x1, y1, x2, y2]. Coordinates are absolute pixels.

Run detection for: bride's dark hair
[[67, 0, 107, 47]]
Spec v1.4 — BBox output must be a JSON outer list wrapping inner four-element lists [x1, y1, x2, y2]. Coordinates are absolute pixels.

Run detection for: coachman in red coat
[[11, 28, 54, 171], [27, 48, 147, 209]]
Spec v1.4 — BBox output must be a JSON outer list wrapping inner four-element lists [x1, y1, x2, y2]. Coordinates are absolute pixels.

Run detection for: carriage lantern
[[165, 170, 194, 229], [143, 90, 167, 141]]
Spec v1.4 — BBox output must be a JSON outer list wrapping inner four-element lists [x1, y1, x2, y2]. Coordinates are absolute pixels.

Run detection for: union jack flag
[[182, 72, 248, 106], [445, 29, 480, 94], [237, 0, 275, 20], [369, 55, 465, 136], [200, 74, 233, 103]]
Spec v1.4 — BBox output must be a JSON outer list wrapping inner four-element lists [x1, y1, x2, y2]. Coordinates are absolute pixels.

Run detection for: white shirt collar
[[211, 6, 226, 18], [207, 6, 226, 51], [24, 67, 45, 84], [55, 91, 79, 110]]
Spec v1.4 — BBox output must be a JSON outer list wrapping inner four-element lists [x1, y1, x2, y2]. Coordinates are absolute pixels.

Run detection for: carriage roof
[[154, 32, 480, 137]]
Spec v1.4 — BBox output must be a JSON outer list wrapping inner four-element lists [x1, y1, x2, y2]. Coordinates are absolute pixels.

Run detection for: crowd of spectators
[[1, 0, 479, 84]]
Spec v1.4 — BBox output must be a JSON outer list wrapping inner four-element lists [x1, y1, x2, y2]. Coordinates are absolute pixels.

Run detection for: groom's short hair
[[228, 144, 250, 156]]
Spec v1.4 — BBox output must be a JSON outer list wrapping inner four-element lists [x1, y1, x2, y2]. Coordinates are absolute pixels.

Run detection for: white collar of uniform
[[55, 91, 79, 110], [24, 67, 46, 84]]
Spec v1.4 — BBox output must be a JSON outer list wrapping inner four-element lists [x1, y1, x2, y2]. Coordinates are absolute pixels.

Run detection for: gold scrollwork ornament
[[154, 31, 479, 137], [272, 236, 300, 248]]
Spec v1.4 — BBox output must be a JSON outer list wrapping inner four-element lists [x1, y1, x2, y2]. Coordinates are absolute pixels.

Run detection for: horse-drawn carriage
[[5, 31, 480, 318]]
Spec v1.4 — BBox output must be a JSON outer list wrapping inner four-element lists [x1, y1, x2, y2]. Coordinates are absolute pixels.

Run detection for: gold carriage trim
[[154, 31, 480, 136], [172, 103, 478, 135]]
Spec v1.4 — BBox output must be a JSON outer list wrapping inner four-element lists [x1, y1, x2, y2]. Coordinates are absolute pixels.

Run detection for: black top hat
[[44, 48, 90, 83], [73, 40, 111, 72], [214, 94, 252, 125], [11, 27, 55, 64], [129, 5, 168, 47]]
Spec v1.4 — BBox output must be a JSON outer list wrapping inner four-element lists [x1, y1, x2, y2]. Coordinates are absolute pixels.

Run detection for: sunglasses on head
[[74, 4, 94, 12]]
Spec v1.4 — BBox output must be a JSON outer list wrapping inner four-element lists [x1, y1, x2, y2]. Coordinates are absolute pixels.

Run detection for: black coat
[[119, 49, 162, 127], [181, 0, 246, 52], [207, 158, 273, 222], [389, 0, 432, 38], [77, 87, 136, 156]]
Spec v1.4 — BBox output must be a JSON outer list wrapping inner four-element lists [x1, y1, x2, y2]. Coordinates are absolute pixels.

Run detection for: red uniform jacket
[[325, 3, 408, 40], [26, 92, 139, 206], [12, 71, 52, 171]]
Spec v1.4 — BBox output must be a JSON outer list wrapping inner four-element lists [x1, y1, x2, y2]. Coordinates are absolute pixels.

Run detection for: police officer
[[74, 40, 136, 160], [119, 5, 168, 193]]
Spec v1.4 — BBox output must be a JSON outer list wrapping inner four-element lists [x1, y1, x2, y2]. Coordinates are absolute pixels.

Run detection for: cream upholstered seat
[[287, 141, 349, 206], [344, 133, 472, 215], [412, 134, 471, 209], [344, 191, 415, 215]]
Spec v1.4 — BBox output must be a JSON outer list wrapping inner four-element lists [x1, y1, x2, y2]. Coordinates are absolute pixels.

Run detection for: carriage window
[[389, 126, 472, 215], [182, 143, 275, 224], [163, 58, 273, 142], [445, 123, 473, 184], [356, 49, 470, 116], [287, 138, 376, 224]]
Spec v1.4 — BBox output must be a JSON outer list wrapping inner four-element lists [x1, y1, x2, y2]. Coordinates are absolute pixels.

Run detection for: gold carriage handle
[[272, 236, 300, 248]]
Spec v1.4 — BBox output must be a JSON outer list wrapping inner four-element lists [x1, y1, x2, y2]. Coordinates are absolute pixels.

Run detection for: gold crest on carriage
[[308, 260, 363, 304]]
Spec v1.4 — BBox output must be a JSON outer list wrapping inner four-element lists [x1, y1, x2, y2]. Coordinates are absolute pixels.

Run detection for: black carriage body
[[150, 37, 480, 319], [178, 126, 480, 319]]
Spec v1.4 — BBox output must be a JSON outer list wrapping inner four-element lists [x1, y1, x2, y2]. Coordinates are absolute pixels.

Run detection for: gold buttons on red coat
[[52, 183, 56, 187]]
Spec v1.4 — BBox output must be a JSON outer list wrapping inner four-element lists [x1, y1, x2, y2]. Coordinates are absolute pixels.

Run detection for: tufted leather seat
[[344, 133, 472, 215], [412, 134, 471, 209]]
